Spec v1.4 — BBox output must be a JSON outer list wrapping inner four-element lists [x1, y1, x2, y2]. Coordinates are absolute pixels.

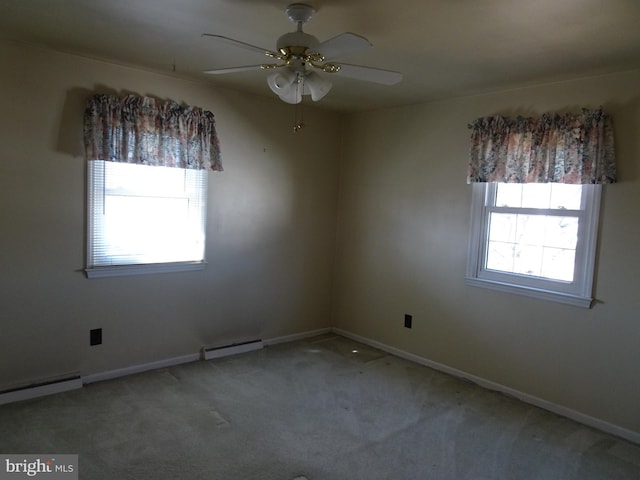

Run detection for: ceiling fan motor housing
[[278, 3, 319, 55], [277, 31, 320, 53]]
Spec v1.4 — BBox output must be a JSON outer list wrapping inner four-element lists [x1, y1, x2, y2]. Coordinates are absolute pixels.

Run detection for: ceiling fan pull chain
[[293, 75, 305, 133], [293, 105, 305, 133]]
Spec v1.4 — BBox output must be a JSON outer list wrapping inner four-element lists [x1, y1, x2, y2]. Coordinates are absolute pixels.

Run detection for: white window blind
[[86, 160, 207, 277]]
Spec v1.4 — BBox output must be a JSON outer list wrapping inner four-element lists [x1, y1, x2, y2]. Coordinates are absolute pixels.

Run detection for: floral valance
[[467, 108, 615, 184], [84, 93, 223, 171]]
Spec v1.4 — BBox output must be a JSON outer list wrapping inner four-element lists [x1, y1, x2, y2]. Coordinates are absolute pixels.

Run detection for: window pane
[[549, 183, 582, 210], [104, 196, 203, 263], [515, 214, 546, 246], [106, 162, 188, 197], [544, 216, 578, 249], [88, 160, 207, 268], [541, 247, 575, 282], [495, 183, 582, 210], [485, 212, 579, 281], [486, 241, 514, 272], [488, 213, 516, 243], [495, 183, 523, 207], [521, 183, 551, 208], [513, 244, 544, 277]]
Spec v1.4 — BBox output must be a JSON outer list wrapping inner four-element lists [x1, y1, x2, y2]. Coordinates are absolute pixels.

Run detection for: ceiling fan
[[202, 3, 402, 104]]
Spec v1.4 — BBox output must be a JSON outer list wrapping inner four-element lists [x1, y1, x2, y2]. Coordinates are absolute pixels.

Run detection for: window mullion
[[487, 206, 582, 216]]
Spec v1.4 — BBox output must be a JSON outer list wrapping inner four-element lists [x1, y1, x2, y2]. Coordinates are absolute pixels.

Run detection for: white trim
[[263, 327, 332, 346], [465, 182, 486, 279], [82, 353, 199, 384], [576, 184, 601, 300], [0, 375, 82, 406], [202, 340, 263, 360], [331, 327, 640, 445], [81, 328, 331, 383], [85, 261, 206, 279], [82, 329, 332, 384], [464, 277, 593, 308]]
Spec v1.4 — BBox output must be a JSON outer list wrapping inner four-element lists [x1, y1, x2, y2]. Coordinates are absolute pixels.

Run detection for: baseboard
[[332, 327, 640, 445], [82, 327, 332, 383], [263, 327, 332, 346], [0, 374, 82, 406], [82, 353, 200, 384], [2, 328, 330, 402], [202, 339, 263, 360], [83, 329, 333, 383], [16, 325, 634, 444]]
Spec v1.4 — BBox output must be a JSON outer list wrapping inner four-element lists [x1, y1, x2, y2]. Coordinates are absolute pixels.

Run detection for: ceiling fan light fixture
[[277, 88, 303, 104], [267, 71, 303, 104], [304, 71, 332, 102], [267, 70, 297, 95]]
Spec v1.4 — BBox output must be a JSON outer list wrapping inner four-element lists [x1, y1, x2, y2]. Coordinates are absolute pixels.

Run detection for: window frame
[[465, 182, 602, 308], [85, 160, 208, 279]]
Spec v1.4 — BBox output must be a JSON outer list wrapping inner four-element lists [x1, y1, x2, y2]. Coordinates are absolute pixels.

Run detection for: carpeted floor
[[1, 333, 639, 479]]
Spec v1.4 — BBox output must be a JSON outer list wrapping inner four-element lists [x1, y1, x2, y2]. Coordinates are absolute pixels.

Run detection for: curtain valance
[[467, 108, 615, 184], [83, 93, 223, 171]]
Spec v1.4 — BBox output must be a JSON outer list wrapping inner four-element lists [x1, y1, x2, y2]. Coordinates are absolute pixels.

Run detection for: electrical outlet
[[404, 314, 412, 329], [90, 328, 102, 346]]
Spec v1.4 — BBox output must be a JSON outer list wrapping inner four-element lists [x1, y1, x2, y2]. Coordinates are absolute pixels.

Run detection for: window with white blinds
[[86, 160, 207, 278]]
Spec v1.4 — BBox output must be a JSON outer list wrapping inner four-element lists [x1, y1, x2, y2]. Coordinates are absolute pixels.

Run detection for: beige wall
[[0, 40, 340, 386], [334, 69, 640, 434], [2, 37, 639, 437]]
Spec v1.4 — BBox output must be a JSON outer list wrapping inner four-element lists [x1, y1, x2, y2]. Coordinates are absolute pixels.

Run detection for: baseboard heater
[[201, 339, 263, 361], [0, 373, 82, 406]]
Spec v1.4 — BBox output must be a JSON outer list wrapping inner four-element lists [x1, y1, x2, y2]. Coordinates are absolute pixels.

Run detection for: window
[[83, 93, 222, 278], [86, 161, 208, 278], [466, 182, 601, 307], [465, 108, 615, 307]]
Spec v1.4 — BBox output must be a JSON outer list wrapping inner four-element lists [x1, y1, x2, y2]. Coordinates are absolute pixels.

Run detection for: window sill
[[465, 276, 593, 308], [85, 261, 206, 279]]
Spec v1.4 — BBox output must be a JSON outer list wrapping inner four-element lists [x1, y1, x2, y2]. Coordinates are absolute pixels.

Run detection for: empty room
[[1, 1, 639, 478]]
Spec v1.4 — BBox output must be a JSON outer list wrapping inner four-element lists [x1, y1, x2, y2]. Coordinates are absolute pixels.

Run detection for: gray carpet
[[1, 334, 639, 479]]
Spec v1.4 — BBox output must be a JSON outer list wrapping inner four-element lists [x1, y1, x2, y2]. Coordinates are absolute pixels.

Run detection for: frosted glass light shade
[[278, 88, 302, 104], [304, 72, 332, 101], [267, 70, 302, 104], [267, 70, 297, 94], [267, 69, 331, 104]]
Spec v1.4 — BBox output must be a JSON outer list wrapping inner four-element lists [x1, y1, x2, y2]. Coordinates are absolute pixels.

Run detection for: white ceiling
[[1, 0, 639, 112]]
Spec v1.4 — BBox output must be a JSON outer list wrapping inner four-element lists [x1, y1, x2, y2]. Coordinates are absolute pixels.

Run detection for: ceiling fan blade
[[202, 34, 278, 57], [333, 63, 403, 85], [203, 65, 266, 75], [317, 32, 372, 60]]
